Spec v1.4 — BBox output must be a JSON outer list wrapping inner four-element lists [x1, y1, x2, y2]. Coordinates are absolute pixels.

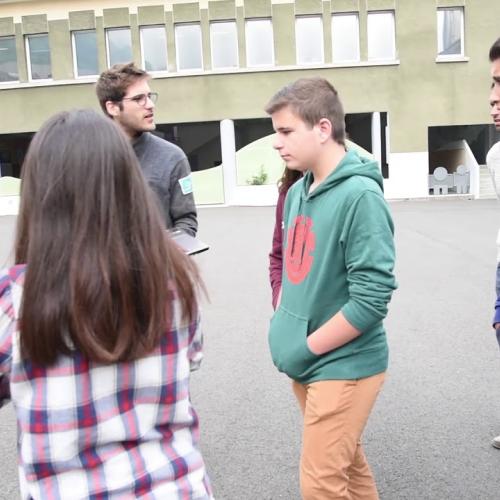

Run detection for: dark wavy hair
[[15, 109, 200, 365], [96, 62, 148, 117], [490, 38, 500, 62]]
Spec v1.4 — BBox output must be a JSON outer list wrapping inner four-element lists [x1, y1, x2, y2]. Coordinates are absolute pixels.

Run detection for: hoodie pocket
[[268, 307, 318, 380]]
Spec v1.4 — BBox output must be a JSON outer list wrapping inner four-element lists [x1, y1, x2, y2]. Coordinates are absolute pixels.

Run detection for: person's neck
[[130, 130, 145, 143], [308, 142, 346, 192], [113, 119, 143, 142]]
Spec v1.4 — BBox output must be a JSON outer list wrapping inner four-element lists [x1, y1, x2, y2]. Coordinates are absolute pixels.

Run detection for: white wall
[[0, 215, 16, 268], [228, 184, 278, 206], [383, 152, 429, 199], [221, 119, 279, 206], [222, 121, 431, 204]]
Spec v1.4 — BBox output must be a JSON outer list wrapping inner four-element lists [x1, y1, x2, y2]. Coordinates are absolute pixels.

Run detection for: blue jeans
[[495, 263, 500, 349], [496, 262, 500, 297]]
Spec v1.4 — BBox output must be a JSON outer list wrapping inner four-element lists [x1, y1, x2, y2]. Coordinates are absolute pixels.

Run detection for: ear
[[316, 118, 333, 143], [105, 100, 121, 118]]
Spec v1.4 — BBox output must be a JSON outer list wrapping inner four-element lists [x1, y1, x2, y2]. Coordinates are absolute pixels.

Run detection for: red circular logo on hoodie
[[285, 215, 315, 284]]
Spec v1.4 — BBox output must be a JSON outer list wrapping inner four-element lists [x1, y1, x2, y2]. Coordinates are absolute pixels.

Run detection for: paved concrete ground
[[1, 199, 500, 499]]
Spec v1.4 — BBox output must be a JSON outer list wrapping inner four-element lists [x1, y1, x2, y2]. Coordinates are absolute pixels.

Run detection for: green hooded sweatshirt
[[268, 150, 397, 384]]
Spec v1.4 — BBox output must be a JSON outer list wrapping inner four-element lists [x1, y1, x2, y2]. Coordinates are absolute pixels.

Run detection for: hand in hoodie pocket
[[268, 307, 319, 380]]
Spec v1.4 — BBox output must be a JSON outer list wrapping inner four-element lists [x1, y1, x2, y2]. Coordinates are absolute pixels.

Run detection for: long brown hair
[[15, 109, 199, 365], [278, 167, 303, 194]]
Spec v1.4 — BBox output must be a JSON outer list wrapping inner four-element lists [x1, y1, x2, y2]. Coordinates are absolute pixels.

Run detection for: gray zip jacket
[[133, 132, 198, 236]]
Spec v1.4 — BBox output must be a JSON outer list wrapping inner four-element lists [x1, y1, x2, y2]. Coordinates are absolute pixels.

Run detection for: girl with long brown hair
[[269, 167, 303, 309], [0, 109, 212, 499]]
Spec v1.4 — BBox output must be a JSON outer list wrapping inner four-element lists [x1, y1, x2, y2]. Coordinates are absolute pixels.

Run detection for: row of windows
[[0, 7, 464, 83]]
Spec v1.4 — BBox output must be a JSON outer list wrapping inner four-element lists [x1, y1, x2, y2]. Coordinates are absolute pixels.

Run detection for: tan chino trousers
[[292, 372, 385, 500]]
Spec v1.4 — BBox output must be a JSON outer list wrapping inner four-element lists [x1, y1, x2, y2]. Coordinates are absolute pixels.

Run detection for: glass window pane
[[437, 8, 463, 56], [27, 34, 51, 80], [296, 16, 324, 65], [73, 30, 98, 76], [367, 12, 395, 60], [175, 24, 203, 71], [0, 36, 18, 81], [246, 19, 274, 67], [141, 26, 167, 72], [107, 28, 132, 67], [332, 14, 359, 62], [210, 21, 238, 69]]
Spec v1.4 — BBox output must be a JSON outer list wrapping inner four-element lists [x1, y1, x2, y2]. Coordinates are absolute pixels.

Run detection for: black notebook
[[169, 230, 209, 256]]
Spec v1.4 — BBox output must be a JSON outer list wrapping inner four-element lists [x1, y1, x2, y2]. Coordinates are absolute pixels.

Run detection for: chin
[[136, 125, 155, 134]]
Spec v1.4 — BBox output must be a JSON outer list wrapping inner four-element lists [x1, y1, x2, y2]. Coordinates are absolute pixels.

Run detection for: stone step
[[479, 167, 496, 199]]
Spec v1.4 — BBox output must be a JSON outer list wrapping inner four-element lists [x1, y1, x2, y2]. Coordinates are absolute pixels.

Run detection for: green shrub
[[247, 165, 268, 185]]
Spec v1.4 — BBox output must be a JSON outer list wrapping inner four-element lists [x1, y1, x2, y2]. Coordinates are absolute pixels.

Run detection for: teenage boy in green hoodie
[[266, 77, 397, 500]]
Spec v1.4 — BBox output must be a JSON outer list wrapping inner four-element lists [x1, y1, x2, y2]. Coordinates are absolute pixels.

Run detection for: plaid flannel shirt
[[0, 265, 213, 500]]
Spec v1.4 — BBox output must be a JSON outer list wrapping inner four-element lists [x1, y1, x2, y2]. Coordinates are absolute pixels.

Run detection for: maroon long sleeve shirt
[[269, 189, 287, 309]]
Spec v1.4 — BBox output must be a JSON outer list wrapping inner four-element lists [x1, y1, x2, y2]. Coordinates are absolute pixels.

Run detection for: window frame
[[174, 21, 205, 73], [139, 25, 168, 73], [436, 6, 465, 59], [245, 18, 275, 68], [295, 15, 325, 66], [174, 22, 204, 72], [367, 10, 396, 61], [210, 20, 239, 70], [105, 27, 133, 68], [0, 35, 19, 83], [71, 29, 99, 78], [25, 33, 52, 81], [331, 12, 360, 63]]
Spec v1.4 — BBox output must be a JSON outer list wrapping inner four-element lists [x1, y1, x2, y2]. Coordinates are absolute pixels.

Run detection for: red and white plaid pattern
[[0, 265, 212, 500]]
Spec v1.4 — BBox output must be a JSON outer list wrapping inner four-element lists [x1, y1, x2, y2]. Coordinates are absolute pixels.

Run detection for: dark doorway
[[0, 132, 34, 177], [156, 121, 221, 171]]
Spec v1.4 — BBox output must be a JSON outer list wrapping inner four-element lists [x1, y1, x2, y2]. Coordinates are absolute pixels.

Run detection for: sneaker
[[492, 435, 500, 449]]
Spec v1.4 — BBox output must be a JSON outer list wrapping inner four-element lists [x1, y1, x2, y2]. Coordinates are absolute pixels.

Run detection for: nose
[[491, 100, 499, 118], [490, 86, 500, 114], [145, 96, 155, 109], [273, 134, 282, 150]]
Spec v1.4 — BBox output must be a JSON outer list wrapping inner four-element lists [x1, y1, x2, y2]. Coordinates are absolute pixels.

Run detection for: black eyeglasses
[[121, 92, 158, 106]]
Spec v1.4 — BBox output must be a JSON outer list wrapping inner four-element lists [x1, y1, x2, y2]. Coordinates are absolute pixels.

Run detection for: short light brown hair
[[96, 62, 149, 116], [265, 77, 346, 145]]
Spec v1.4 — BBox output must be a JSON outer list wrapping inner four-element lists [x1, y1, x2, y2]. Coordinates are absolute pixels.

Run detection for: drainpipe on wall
[[371, 112, 382, 168], [220, 119, 237, 206]]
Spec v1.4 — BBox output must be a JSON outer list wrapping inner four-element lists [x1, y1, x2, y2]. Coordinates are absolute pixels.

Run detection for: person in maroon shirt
[[269, 167, 303, 309]]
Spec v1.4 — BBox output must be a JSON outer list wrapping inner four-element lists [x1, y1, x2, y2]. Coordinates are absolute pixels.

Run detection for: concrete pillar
[[371, 111, 382, 168], [220, 119, 236, 205]]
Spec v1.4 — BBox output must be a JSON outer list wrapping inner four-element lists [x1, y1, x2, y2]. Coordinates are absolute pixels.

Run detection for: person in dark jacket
[[96, 63, 197, 236]]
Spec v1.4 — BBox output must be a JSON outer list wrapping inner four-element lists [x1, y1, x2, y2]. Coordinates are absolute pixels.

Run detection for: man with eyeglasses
[[96, 62, 197, 236]]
